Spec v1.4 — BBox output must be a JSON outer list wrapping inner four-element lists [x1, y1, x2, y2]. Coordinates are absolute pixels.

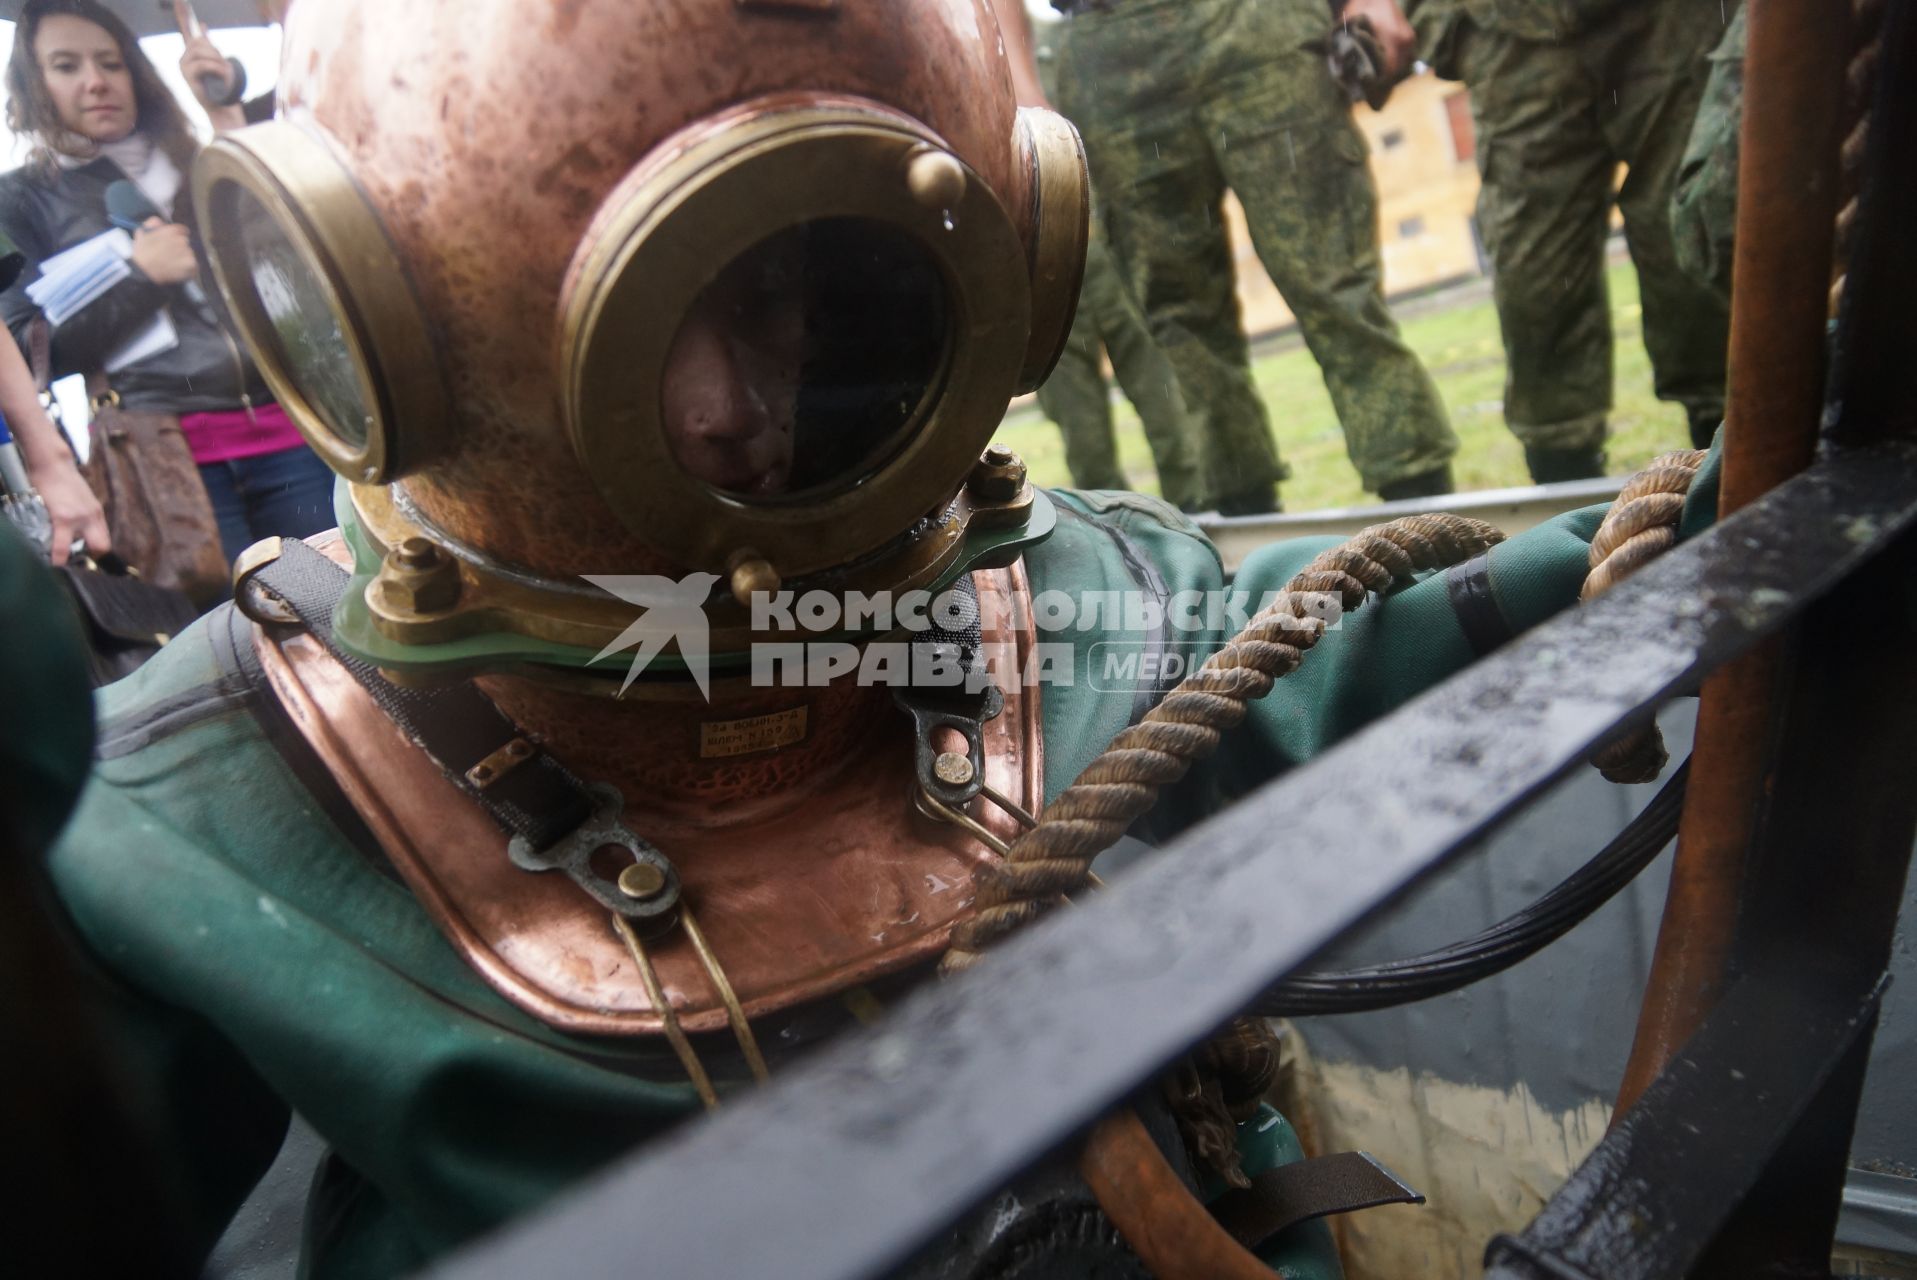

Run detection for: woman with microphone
[[0, 0, 332, 593]]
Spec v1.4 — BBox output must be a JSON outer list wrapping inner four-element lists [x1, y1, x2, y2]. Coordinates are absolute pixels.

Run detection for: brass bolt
[[379, 537, 461, 613], [729, 550, 781, 608], [618, 862, 668, 901], [934, 751, 976, 786], [905, 148, 967, 211], [968, 445, 1026, 503]]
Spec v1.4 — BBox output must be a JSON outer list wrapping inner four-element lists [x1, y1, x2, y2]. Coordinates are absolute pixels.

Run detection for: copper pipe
[[1614, 0, 1851, 1114], [1079, 1110, 1274, 1280]]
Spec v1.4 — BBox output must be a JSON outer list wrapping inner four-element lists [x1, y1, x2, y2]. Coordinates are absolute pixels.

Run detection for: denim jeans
[[199, 445, 338, 566]]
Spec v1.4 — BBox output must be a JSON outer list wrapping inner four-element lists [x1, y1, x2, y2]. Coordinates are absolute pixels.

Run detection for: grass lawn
[[992, 259, 1699, 512]]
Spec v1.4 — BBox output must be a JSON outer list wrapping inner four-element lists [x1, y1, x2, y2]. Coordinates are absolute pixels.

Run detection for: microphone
[[105, 181, 206, 306], [199, 57, 248, 109], [103, 179, 160, 233]]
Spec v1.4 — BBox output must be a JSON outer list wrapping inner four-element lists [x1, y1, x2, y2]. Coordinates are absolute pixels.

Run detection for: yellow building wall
[[1229, 71, 1484, 339]]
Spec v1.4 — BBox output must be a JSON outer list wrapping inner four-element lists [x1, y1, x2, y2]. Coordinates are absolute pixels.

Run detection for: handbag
[[56, 552, 202, 687], [1, 398, 201, 686], [29, 317, 229, 605]]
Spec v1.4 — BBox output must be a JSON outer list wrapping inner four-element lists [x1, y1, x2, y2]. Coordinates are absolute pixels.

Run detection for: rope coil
[[1833, 0, 1887, 307], [942, 512, 1504, 975], [1581, 450, 1708, 782], [934, 468, 1697, 1190]]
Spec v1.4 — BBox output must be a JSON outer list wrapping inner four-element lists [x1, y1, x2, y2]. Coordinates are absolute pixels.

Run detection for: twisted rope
[[939, 512, 1504, 976], [1581, 450, 1708, 783], [1833, 0, 1887, 309]]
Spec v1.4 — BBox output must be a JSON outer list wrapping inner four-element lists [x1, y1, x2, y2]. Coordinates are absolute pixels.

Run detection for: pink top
[[178, 401, 307, 465]]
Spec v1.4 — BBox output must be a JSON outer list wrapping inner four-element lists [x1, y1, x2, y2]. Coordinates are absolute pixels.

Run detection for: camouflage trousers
[[1455, 0, 1735, 451], [1036, 232, 1207, 509], [1671, 3, 1747, 305], [1055, 0, 1458, 498]]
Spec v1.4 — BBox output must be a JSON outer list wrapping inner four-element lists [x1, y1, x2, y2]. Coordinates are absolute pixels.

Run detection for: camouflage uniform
[[1034, 31, 1207, 510], [1052, 0, 1458, 509], [1036, 229, 1208, 510], [1670, 3, 1747, 303], [1420, 0, 1735, 460]]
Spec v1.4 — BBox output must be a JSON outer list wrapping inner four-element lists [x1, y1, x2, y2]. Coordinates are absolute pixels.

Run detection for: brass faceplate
[[559, 99, 1033, 580], [194, 120, 448, 483]]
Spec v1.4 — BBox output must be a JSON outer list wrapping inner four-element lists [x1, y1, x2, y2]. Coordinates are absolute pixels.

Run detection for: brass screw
[[967, 445, 1026, 503], [394, 536, 441, 569], [618, 862, 668, 901], [934, 751, 976, 786], [905, 148, 967, 211], [729, 550, 781, 608]]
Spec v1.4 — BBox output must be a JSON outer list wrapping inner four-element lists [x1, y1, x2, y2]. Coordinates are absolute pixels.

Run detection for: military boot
[[1213, 484, 1281, 516], [1377, 465, 1455, 502], [1523, 445, 1606, 484]]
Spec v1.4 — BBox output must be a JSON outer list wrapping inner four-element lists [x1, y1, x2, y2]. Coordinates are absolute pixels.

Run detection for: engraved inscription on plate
[[699, 707, 810, 758]]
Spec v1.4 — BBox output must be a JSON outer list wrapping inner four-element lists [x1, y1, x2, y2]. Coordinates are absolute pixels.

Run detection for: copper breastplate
[[252, 540, 1042, 1037]]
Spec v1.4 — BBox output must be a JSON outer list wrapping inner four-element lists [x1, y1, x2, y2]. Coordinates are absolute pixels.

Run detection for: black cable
[[1255, 758, 1689, 1017]]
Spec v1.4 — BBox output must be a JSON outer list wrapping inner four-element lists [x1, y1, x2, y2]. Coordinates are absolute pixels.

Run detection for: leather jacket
[[0, 153, 272, 416]]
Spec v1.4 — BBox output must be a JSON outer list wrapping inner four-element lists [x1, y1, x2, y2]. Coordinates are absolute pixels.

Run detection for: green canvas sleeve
[[0, 524, 94, 853], [51, 616, 710, 1271], [1039, 435, 1723, 811], [1219, 504, 1604, 792]]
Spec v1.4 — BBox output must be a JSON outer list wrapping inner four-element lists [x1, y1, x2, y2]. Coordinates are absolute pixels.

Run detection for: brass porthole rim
[[559, 102, 1032, 578], [194, 119, 447, 484], [1014, 107, 1089, 394]]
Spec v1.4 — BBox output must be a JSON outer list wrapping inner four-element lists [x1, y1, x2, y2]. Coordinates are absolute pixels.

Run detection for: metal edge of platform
[[1194, 478, 1625, 573]]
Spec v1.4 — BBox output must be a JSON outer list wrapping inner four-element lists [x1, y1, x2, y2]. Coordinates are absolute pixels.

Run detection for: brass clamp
[[894, 681, 1005, 810], [914, 782, 1036, 860], [890, 572, 1003, 808], [508, 783, 682, 935], [610, 893, 773, 1113]]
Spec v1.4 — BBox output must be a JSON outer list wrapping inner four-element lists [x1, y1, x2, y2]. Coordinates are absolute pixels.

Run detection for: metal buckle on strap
[[233, 536, 300, 625]]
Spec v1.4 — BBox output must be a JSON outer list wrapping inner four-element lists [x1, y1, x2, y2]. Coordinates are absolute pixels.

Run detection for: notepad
[[27, 229, 134, 326]]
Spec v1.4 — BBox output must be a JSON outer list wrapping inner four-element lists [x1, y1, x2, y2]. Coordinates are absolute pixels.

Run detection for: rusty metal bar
[[1613, 0, 1855, 1114], [1490, 495, 1917, 1278], [1484, 971, 1888, 1280]]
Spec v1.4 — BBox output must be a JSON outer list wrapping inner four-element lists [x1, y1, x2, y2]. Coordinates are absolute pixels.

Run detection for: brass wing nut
[[378, 536, 462, 614], [968, 445, 1027, 503]]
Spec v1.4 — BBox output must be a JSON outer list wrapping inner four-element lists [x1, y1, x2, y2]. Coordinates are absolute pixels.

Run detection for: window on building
[[1398, 216, 1426, 239], [1380, 128, 1407, 151]]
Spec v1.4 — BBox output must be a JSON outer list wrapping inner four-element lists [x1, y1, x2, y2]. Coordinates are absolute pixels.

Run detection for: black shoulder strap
[[236, 538, 679, 929], [241, 539, 591, 850], [1208, 1151, 1425, 1255]]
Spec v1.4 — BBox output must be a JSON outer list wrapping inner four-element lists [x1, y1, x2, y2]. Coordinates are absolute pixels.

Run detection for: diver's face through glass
[[659, 219, 951, 502], [661, 229, 806, 498]]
